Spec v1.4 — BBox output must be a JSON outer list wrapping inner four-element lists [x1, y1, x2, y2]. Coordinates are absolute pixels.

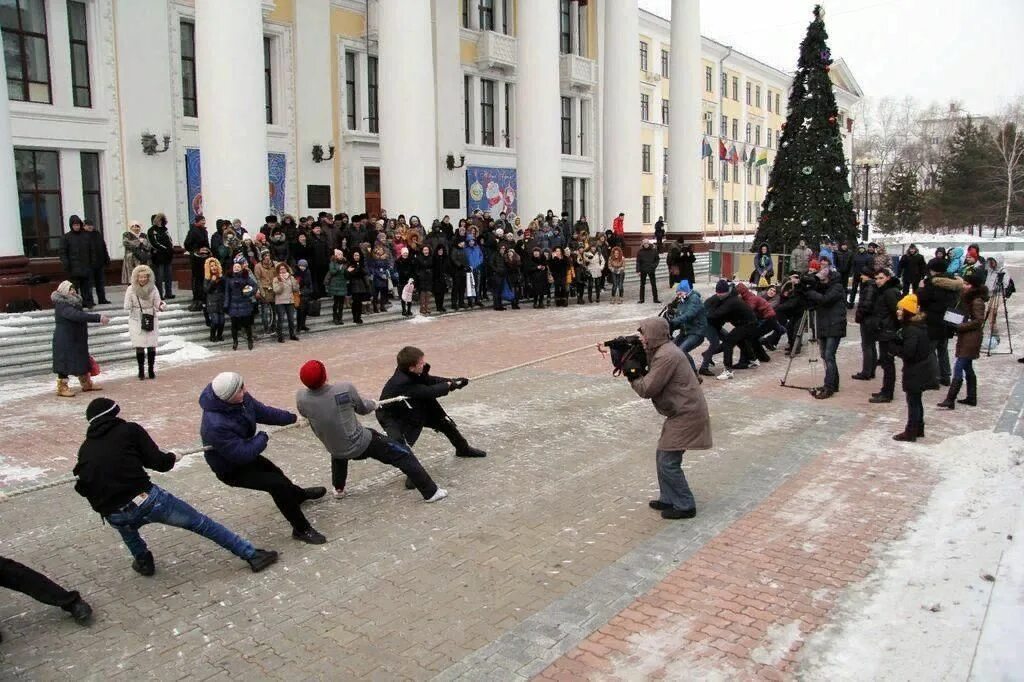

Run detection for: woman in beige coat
[[271, 262, 299, 342], [124, 264, 166, 380], [121, 220, 152, 284]]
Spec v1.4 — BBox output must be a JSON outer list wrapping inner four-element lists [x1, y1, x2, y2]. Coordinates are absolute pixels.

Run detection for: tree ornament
[[801, 220, 808, 226], [828, 115, 837, 124], [835, 166, 842, 172], [802, 166, 813, 175]]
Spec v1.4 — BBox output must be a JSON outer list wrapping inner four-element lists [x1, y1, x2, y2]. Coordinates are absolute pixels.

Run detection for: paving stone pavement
[[0, 289, 1020, 680]]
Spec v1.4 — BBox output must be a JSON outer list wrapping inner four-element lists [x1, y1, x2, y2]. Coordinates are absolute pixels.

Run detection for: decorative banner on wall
[[466, 166, 517, 216], [185, 149, 288, 224]]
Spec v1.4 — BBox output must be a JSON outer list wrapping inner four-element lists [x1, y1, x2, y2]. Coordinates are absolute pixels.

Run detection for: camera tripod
[[780, 308, 819, 391], [985, 277, 1014, 356]]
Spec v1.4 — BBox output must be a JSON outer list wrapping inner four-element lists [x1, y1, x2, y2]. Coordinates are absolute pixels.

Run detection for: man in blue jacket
[[199, 372, 328, 544]]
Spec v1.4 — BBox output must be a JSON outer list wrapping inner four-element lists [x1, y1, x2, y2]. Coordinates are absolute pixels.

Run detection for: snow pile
[[800, 430, 1024, 680], [407, 314, 435, 324], [159, 335, 215, 363], [0, 455, 50, 486]]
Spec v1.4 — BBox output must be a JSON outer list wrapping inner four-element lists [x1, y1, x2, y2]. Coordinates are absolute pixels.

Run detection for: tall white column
[[194, 0, 268, 231], [668, 0, 703, 237], [379, 0, 438, 218], [515, 0, 562, 217], [601, 0, 641, 232], [295, 0, 334, 214], [0, 94, 22, 257]]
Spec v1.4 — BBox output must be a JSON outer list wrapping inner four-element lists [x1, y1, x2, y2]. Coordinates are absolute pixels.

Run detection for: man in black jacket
[[898, 244, 927, 295], [148, 213, 176, 299], [834, 242, 853, 304], [183, 215, 211, 311], [703, 280, 759, 380], [60, 215, 93, 308], [636, 240, 661, 304], [83, 219, 110, 305], [849, 244, 873, 308], [0, 556, 92, 639], [852, 267, 879, 381], [803, 267, 848, 399], [377, 346, 485, 489], [869, 268, 903, 403], [74, 398, 278, 575], [917, 258, 959, 386]]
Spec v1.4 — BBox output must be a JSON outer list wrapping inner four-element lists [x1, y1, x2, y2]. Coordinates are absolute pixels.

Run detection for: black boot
[[217, 325, 225, 341], [893, 424, 918, 442], [132, 551, 155, 576], [209, 327, 217, 342], [147, 348, 156, 379], [232, 330, 239, 351], [246, 329, 254, 351], [136, 348, 145, 380], [937, 378, 962, 409], [958, 375, 977, 406]]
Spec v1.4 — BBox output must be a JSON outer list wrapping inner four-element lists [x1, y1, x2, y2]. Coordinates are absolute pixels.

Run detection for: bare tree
[[987, 99, 1024, 237]]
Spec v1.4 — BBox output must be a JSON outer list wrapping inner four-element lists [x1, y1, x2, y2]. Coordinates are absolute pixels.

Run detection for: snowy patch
[[0, 456, 50, 486], [751, 620, 802, 666], [407, 315, 435, 324], [799, 430, 1024, 680], [159, 335, 215, 363]]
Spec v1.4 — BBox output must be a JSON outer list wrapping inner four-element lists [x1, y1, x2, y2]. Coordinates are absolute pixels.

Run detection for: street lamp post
[[855, 156, 880, 243]]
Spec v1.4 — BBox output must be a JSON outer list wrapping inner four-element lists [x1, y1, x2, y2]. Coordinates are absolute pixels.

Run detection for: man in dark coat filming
[[627, 317, 712, 520]]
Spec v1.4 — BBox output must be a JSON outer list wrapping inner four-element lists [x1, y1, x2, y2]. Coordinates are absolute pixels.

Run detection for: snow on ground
[[0, 455, 50, 487], [710, 231, 1024, 245], [799, 430, 1024, 681]]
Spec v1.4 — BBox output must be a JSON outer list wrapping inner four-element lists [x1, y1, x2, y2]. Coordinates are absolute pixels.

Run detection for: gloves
[[452, 377, 470, 390]]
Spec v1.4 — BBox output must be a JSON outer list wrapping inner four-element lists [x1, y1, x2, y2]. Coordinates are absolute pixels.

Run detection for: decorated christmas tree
[[752, 5, 857, 253]]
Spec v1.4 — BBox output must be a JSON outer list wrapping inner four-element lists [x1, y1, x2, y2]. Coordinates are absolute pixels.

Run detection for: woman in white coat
[[124, 264, 166, 380]]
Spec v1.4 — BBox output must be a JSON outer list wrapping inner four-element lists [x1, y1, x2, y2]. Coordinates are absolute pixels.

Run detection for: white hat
[[494, 228, 504, 238], [211, 372, 243, 401]]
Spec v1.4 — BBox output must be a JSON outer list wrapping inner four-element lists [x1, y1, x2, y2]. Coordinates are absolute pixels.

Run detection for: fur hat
[[211, 372, 243, 402], [897, 293, 919, 315], [299, 360, 327, 390], [56, 280, 76, 296], [86, 397, 120, 423], [715, 279, 730, 294]]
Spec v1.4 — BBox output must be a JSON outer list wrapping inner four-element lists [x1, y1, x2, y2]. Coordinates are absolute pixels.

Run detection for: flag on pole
[[747, 146, 757, 168], [728, 143, 740, 166], [756, 149, 768, 166], [741, 146, 748, 163], [701, 137, 713, 158], [718, 139, 728, 160]]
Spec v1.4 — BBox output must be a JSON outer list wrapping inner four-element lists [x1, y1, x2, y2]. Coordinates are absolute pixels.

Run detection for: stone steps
[[0, 256, 708, 379]]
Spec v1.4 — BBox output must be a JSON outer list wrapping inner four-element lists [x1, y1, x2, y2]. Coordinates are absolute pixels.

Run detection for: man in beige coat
[[630, 317, 713, 519]]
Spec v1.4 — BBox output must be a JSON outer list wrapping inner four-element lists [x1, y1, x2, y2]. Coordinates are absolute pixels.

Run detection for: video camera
[[601, 335, 649, 380]]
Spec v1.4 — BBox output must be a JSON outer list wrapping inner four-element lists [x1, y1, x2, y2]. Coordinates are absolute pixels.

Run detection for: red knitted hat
[[299, 360, 327, 390]]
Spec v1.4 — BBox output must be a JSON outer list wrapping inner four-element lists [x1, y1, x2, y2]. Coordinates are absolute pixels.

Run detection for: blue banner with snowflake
[[185, 149, 287, 223]]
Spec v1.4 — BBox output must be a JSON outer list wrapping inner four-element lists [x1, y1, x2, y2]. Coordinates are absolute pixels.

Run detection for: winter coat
[[585, 251, 606, 279], [736, 283, 776, 320], [346, 260, 370, 296], [891, 317, 939, 393], [918, 274, 961, 341], [466, 242, 484, 272], [872, 278, 902, 342], [488, 249, 508, 283], [852, 250, 873, 277], [855, 278, 879, 328], [985, 256, 1006, 293], [225, 273, 258, 318], [898, 249, 927, 286], [629, 318, 712, 451], [953, 286, 989, 359], [268, 235, 290, 264], [147, 223, 174, 266], [636, 246, 660, 274], [73, 415, 175, 515], [326, 260, 349, 296], [367, 256, 392, 289], [183, 225, 210, 261], [309, 234, 331, 272], [670, 291, 708, 338], [549, 256, 569, 284], [834, 247, 854, 278], [946, 247, 965, 276], [873, 248, 894, 275], [790, 246, 812, 274], [51, 291, 100, 376], [413, 253, 434, 291], [61, 228, 93, 277], [395, 254, 416, 287], [376, 364, 454, 446], [450, 248, 469, 274], [527, 253, 548, 290], [295, 267, 314, 297], [198, 385, 297, 478], [706, 288, 757, 329], [271, 274, 299, 305], [124, 281, 163, 347], [755, 252, 774, 279], [87, 229, 110, 270], [255, 261, 276, 301], [677, 247, 696, 285], [121, 231, 152, 283], [802, 271, 847, 338]]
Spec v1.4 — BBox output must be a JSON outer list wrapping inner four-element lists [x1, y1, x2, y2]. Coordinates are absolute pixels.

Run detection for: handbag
[[308, 298, 322, 317], [88, 355, 100, 376], [136, 294, 155, 332], [292, 291, 302, 308]]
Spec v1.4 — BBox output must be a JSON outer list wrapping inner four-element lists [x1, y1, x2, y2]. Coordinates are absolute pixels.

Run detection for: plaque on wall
[[442, 189, 461, 210], [307, 184, 332, 209]]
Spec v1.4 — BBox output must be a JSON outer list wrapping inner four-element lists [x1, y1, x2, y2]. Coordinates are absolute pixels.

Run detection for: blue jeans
[[953, 356, 975, 382], [153, 262, 173, 298], [105, 485, 255, 561], [610, 272, 625, 297], [674, 333, 703, 371], [818, 336, 840, 391], [655, 450, 695, 512]]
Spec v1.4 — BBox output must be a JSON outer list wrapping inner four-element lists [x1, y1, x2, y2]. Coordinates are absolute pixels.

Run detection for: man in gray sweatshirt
[[295, 360, 447, 502]]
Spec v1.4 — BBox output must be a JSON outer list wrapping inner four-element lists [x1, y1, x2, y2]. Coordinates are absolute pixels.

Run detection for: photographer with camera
[[621, 318, 711, 519], [800, 259, 848, 399]]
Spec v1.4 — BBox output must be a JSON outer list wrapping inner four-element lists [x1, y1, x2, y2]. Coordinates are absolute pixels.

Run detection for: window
[[559, 0, 570, 54], [704, 114, 712, 135], [366, 55, 378, 133], [641, 144, 651, 172], [504, 82, 512, 147], [707, 198, 714, 224], [721, 70, 727, 95], [732, 163, 738, 184], [661, 49, 669, 78], [704, 65, 712, 91], [345, 51, 357, 130], [81, 151, 102, 233], [755, 167, 761, 185], [733, 200, 739, 224], [755, 85, 761, 108], [745, 122, 751, 143], [775, 92, 780, 112], [502, 0, 509, 34], [706, 155, 714, 179], [642, 195, 651, 224], [640, 93, 649, 121], [661, 98, 669, 125], [663, 148, 668, 177], [562, 177, 575, 224], [731, 119, 738, 140], [579, 178, 587, 220], [732, 76, 738, 100], [767, 128, 773, 148], [561, 96, 572, 154], [180, 21, 197, 116], [576, 2, 587, 55], [15, 148, 61, 257], [639, 41, 648, 71], [745, 81, 751, 105], [721, 161, 727, 183], [462, 0, 468, 28], [463, 75, 471, 144], [767, 90, 773, 112], [746, 165, 752, 185], [579, 98, 588, 155], [480, 78, 495, 145], [479, 0, 494, 31], [663, 195, 668, 221], [67, 1, 90, 107], [2, 0, 52, 103], [720, 115, 727, 137], [746, 201, 752, 223], [264, 37, 274, 124], [722, 199, 729, 224], [755, 125, 761, 145]]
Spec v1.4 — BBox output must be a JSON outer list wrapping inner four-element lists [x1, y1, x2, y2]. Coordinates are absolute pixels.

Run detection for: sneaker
[[648, 500, 672, 510], [247, 549, 279, 573], [426, 488, 449, 503], [749, 359, 761, 368], [68, 598, 93, 625], [661, 508, 697, 520], [131, 551, 155, 577], [303, 486, 327, 500], [292, 527, 327, 544], [868, 393, 893, 404], [716, 369, 734, 381], [333, 487, 348, 499]]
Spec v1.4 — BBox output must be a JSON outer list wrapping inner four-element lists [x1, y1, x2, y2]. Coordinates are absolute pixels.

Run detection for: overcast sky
[[637, 0, 1024, 115]]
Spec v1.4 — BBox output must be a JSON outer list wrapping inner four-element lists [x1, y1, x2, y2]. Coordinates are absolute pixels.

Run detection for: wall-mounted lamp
[[445, 153, 466, 170], [141, 132, 171, 155], [312, 143, 336, 163]]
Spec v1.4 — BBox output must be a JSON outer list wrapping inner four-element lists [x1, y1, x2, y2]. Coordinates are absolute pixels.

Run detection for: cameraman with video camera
[[799, 258, 848, 399], [607, 318, 712, 520]]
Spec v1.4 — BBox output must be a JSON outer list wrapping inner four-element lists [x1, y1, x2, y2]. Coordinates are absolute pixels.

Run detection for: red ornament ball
[[829, 115, 837, 124]]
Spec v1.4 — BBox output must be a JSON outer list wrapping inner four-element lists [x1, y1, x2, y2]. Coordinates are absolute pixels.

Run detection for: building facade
[[0, 0, 861, 284]]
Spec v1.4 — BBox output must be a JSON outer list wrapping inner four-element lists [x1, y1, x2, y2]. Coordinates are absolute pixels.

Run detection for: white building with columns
[[0, 0, 861, 286]]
